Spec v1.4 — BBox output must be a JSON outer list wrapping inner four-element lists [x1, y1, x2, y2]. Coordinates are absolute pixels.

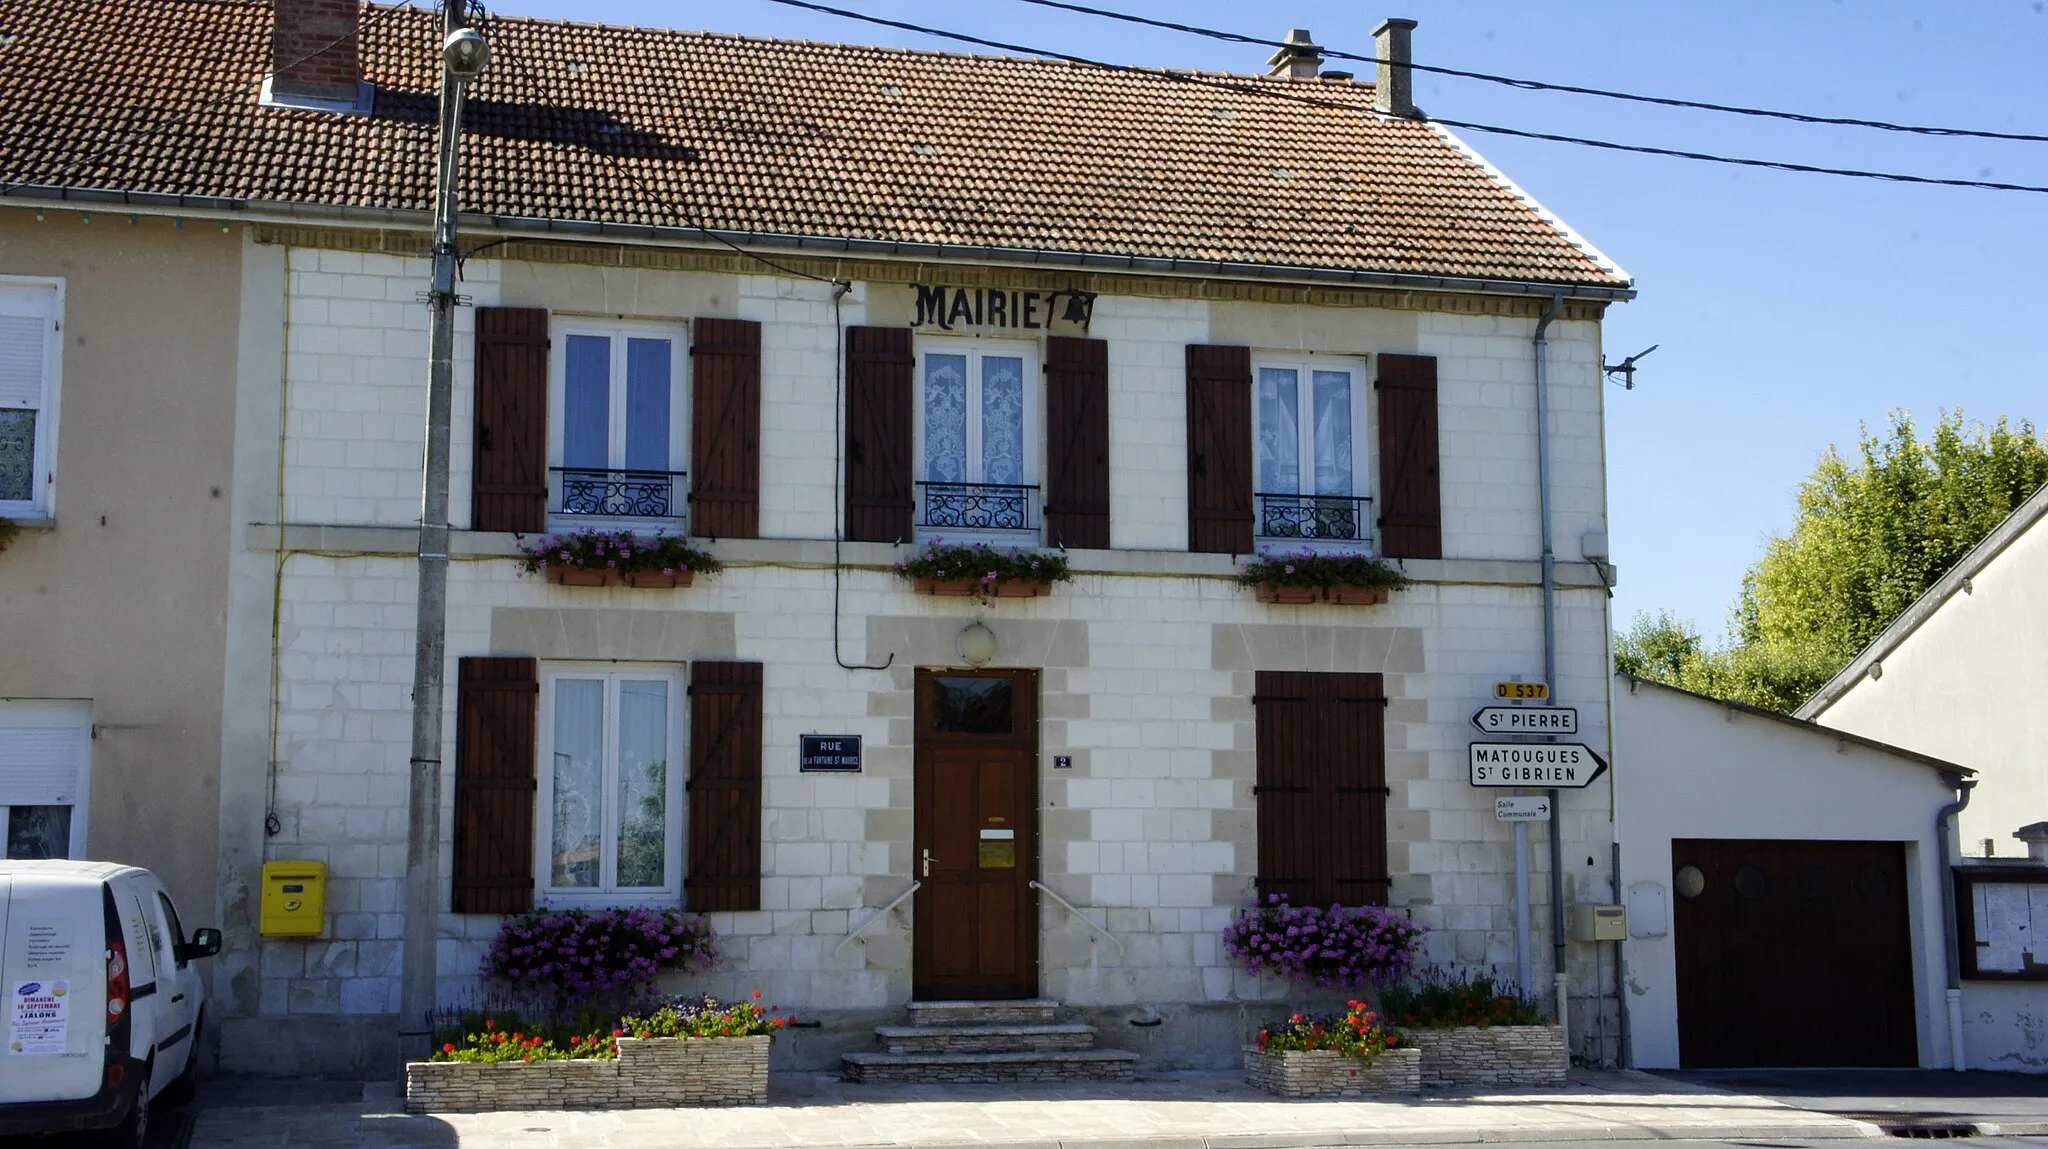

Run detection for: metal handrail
[[1254, 491, 1373, 543], [1029, 880, 1125, 958], [916, 480, 1040, 532], [550, 466, 687, 520], [834, 879, 921, 959]]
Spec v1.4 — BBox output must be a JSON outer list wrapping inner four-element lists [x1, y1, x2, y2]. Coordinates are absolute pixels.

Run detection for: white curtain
[[551, 679, 605, 888]]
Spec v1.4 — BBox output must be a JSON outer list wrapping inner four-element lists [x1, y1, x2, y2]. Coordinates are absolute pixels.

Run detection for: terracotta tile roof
[[0, 0, 1630, 291]]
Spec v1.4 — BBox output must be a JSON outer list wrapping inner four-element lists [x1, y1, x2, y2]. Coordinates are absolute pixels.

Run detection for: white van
[[0, 860, 219, 1146]]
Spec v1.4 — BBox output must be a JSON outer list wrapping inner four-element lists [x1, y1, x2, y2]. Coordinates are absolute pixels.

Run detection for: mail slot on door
[[262, 860, 328, 937], [978, 828, 1016, 868]]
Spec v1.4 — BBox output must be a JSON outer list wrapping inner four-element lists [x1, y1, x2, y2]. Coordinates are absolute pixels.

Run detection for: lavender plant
[[1223, 895, 1426, 989], [481, 908, 718, 1009]]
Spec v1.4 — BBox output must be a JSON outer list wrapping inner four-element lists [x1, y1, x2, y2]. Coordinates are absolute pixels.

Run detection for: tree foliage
[[1619, 410, 2048, 713]]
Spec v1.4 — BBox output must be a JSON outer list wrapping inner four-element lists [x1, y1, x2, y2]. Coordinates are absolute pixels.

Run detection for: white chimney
[[1265, 29, 1325, 80], [2016, 822, 2048, 864], [1373, 18, 1418, 117]]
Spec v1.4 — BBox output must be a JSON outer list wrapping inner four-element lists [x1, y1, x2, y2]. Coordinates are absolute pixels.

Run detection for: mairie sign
[[1468, 742, 1608, 788]]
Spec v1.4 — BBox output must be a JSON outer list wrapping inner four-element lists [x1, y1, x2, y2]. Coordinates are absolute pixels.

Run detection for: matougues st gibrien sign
[[1467, 742, 1608, 788]]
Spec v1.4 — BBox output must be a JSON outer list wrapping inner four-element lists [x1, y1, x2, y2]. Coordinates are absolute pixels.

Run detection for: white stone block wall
[[241, 251, 1616, 1066]]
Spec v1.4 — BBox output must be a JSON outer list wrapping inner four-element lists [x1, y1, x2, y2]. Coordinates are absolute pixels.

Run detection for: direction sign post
[[1495, 795, 1552, 822], [1468, 742, 1608, 788], [1471, 706, 1578, 736]]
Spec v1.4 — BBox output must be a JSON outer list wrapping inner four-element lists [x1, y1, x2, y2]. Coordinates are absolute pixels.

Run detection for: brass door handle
[[921, 849, 937, 877]]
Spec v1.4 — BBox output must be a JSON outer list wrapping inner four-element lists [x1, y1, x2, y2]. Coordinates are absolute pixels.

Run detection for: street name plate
[[799, 734, 862, 772], [1468, 742, 1608, 788], [1495, 795, 1552, 822], [1471, 706, 1578, 736]]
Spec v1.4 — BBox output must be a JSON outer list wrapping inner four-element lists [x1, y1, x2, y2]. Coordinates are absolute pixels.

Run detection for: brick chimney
[[271, 0, 363, 106], [1373, 18, 1418, 117], [1265, 29, 1324, 80]]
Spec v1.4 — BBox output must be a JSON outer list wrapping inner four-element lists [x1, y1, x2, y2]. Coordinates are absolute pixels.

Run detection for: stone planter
[[1241, 1045, 1421, 1097], [545, 567, 695, 588], [405, 1034, 769, 1114], [1396, 1024, 1567, 1089], [914, 577, 1053, 598], [1254, 584, 1391, 605]]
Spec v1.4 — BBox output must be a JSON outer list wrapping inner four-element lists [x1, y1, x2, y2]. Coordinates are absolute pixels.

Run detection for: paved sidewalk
[[183, 1068, 1884, 1149]]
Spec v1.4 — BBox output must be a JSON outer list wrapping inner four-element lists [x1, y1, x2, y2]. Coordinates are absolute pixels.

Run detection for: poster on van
[[9, 979, 69, 1055]]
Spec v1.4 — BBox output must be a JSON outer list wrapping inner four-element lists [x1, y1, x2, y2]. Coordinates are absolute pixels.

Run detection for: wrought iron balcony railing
[[917, 481, 1039, 533], [1256, 492, 1373, 543], [551, 467, 687, 521]]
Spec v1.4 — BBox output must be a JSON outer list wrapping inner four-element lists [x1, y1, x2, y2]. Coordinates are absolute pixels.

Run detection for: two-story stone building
[[1, 0, 1633, 1075]]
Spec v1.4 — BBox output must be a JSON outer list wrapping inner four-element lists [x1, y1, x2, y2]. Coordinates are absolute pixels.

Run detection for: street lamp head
[[444, 28, 490, 79]]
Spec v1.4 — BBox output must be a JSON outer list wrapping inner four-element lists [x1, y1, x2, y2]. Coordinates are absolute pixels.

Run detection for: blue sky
[[492, 0, 2048, 639]]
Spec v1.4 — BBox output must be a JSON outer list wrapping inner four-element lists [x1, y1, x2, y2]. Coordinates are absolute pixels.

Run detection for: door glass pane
[[923, 353, 968, 483], [1311, 370, 1353, 495], [980, 356, 1025, 486], [5, 805, 69, 859], [562, 335, 611, 469], [550, 679, 605, 888], [933, 677, 1014, 734], [1256, 367, 1300, 494], [0, 409, 34, 502], [623, 338, 671, 473], [615, 680, 669, 889]]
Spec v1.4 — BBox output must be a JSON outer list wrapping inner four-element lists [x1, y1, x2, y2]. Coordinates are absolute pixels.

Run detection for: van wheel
[[95, 1063, 149, 1149], [157, 1014, 202, 1109]]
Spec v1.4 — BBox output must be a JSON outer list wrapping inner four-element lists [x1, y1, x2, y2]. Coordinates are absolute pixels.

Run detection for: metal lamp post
[[398, 1, 488, 1066]]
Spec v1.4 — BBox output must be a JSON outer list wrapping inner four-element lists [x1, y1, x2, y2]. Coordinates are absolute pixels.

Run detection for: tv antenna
[[1603, 344, 1658, 390]]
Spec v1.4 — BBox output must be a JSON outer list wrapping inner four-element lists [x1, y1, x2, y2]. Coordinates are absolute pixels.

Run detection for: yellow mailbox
[[261, 861, 328, 937]]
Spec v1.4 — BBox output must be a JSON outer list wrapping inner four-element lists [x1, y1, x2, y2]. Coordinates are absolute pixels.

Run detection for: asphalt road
[[1656, 1068, 2048, 1134]]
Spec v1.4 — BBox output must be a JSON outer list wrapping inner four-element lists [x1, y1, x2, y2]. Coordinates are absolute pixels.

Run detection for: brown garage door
[[1672, 838, 1916, 1068]]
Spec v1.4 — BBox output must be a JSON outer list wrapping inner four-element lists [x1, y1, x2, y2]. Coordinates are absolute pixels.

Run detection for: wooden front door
[[1673, 838, 1917, 1068], [913, 668, 1039, 1000]]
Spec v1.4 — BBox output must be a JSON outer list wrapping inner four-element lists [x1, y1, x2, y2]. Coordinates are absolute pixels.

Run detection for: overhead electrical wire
[[750, 0, 2048, 195], [1008, 0, 2048, 145]]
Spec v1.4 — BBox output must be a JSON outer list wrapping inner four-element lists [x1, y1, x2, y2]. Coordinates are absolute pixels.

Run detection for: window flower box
[[915, 576, 1052, 598], [519, 528, 719, 589], [896, 542, 1071, 604], [405, 1033, 769, 1114], [1241, 549, 1407, 606]]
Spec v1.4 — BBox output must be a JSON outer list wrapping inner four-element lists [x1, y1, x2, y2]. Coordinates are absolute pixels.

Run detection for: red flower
[[443, 1043, 456, 1054], [612, 1029, 625, 1038], [771, 1017, 787, 1028], [484, 1019, 495, 1030], [753, 990, 762, 999], [569, 1035, 581, 1045]]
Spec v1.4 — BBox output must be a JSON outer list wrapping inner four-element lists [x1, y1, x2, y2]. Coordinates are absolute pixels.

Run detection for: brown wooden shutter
[[471, 308, 550, 533], [844, 326, 915, 543], [686, 661, 763, 912], [452, 657, 539, 914], [1043, 336, 1110, 549], [689, 317, 762, 539], [1186, 344, 1254, 554], [1376, 353, 1442, 559], [1254, 671, 1389, 908]]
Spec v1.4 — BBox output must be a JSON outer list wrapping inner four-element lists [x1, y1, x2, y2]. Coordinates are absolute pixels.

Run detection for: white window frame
[[535, 664, 685, 908], [545, 319, 690, 530], [0, 276, 64, 521], [1251, 355, 1374, 552], [0, 700, 92, 860], [912, 336, 1042, 543]]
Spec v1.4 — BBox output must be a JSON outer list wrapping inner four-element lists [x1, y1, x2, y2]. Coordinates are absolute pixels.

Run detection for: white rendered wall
[[1614, 678, 1955, 1070]]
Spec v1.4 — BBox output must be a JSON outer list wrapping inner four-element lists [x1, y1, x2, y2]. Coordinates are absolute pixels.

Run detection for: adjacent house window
[[537, 666, 684, 905], [1253, 359, 1370, 546], [548, 323, 688, 527], [915, 339, 1039, 539], [0, 277, 62, 520], [0, 701, 91, 860]]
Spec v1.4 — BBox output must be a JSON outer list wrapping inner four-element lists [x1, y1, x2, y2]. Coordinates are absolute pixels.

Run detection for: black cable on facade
[[1007, 0, 2048, 145]]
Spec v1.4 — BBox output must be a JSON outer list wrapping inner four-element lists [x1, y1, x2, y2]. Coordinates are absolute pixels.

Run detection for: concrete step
[[874, 1023, 1098, 1055], [904, 999, 1062, 1027], [840, 1049, 1139, 1084]]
